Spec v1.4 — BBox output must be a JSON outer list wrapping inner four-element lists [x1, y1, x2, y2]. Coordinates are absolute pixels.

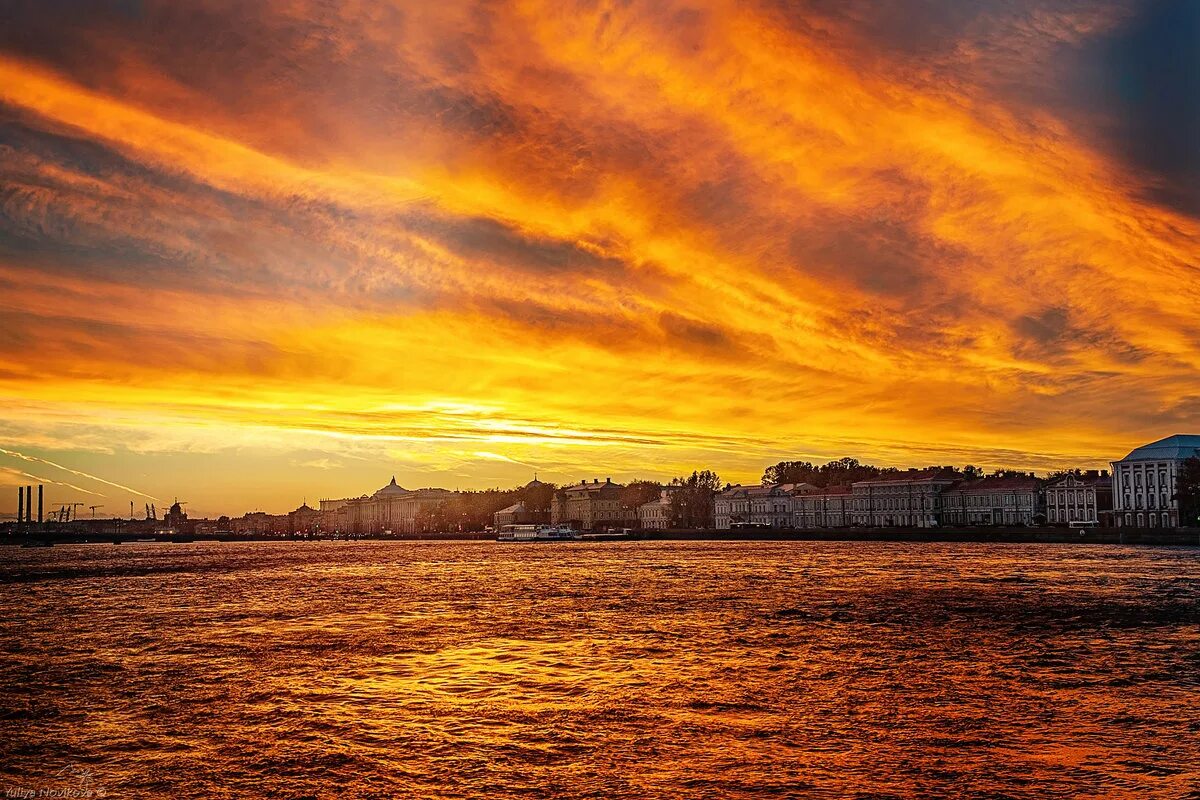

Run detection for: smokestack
[[17, 487, 23, 526], [25, 486, 32, 523], [37, 485, 43, 524]]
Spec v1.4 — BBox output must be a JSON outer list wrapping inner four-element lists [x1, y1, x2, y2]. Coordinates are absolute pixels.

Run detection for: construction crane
[[64, 502, 85, 522], [145, 503, 157, 521], [89, 504, 104, 519]]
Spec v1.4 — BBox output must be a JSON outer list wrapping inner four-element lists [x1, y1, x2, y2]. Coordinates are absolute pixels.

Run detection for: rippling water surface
[[1, 540, 1198, 798]]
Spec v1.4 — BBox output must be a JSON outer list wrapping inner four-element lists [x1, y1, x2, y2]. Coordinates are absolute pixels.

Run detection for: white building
[[1045, 471, 1112, 526], [792, 485, 852, 528], [323, 477, 460, 535], [940, 475, 1043, 527], [1112, 435, 1200, 528], [851, 468, 962, 528], [714, 483, 814, 528], [714, 485, 749, 529], [638, 488, 677, 530]]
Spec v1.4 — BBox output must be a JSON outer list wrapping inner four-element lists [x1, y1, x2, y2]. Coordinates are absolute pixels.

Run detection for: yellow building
[[552, 478, 625, 530]]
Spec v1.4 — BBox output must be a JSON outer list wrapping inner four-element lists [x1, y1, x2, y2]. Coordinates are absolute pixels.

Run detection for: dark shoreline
[[5, 527, 1199, 547]]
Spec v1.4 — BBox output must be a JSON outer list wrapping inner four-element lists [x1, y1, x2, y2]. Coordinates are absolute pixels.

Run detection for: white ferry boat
[[496, 524, 581, 543]]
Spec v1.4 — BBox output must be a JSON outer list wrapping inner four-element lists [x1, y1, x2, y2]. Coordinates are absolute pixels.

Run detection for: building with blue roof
[[1111, 434, 1200, 528]]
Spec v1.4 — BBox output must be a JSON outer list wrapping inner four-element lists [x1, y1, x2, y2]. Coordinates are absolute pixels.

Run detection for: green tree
[[669, 470, 722, 529], [620, 480, 663, 517], [763, 460, 816, 485], [519, 481, 556, 514], [962, 465, 984, 480], [1175, 457, 1200, 528], [817, 457, 888, 486]]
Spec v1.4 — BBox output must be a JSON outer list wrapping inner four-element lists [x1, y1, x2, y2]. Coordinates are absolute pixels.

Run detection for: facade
[[714, 483, 814, 528], [792, 485, 852, 528], [322, 477, 461, 535], [638, 488, 678, 530], [851, 467, 962, 528], [1111, 434, 1200, 528], [714, 485, 749, 529], [748, 484, 792, 528], [287, 502, 322, 535], [1045, 471, 1112, 526], [940, 475, 1044, 527], [232, 511, 288, 536], [493, 501, 546, 529], [552, 478, 625, 530]]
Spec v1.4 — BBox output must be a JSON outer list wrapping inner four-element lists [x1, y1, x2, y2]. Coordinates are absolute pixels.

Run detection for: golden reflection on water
[[0, 540, 1198, 798]]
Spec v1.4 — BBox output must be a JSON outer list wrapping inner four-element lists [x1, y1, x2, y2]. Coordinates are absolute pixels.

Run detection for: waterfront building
[[1045, 471, 1112, 526], [288, 502, 321, 535], [1111, 434, 1200, 528], [231, 511, 289, 536], [551, 478, 625, 530], [851, 467, 962, 527], [638, 487, 678, 530], [792, 485, 852, 528], [714, 483, 813, 528], [751, 483, 815, 528], [322, 477, 461, 535], [714, 485, 749, 528], [493, 501, 543, 529], [940, 475, 1044, 527]]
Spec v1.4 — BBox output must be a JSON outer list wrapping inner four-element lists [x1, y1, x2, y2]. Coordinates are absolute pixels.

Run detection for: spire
[[390, 475, 397, 485]]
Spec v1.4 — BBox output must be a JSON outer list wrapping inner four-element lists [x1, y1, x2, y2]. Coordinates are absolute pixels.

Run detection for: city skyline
[[0, 442, 1157, 522], [2, 1, 1199, 518]]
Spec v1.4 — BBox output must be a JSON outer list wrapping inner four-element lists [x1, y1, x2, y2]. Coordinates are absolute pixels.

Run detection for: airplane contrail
[[0, 466, 104, 497], [0, 447, 160, 501]]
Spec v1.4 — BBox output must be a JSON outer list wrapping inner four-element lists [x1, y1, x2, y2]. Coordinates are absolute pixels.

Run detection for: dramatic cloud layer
[[1, 0, 1197, 514]]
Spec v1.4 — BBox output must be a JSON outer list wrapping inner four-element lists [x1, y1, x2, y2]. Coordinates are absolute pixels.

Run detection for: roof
[[372, 476, 409, 498], [795, 484, 852, 496], [1118, 434, 1200, 463], [559, 479, 620, 493], [495, 502, 525, 514], [639, 495, 671, 509], [854, 467, 962, 486], [944, 475, 1041, 494], [1047, 472, 1110, 488]]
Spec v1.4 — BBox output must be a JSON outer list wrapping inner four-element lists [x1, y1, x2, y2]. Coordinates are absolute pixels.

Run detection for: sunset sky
[[1, 0, 1198, 517]]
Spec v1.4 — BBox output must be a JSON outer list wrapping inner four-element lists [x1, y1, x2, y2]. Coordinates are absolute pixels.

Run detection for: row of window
[[1123, 493, 1172, 510], [1121, 467, 1171, 489]]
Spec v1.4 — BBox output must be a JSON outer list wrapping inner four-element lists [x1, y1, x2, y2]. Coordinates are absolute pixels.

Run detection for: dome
[[1119, 434, 1200, 462], [372, 476, 409, 498]]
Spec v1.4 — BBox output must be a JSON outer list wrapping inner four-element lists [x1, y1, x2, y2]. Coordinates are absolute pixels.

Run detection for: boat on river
[[496, 524, 581, 543]]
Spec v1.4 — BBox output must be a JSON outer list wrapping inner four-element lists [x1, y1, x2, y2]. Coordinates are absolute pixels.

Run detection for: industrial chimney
[[17, 487, 23, 527], [37, 485, 43, 525]]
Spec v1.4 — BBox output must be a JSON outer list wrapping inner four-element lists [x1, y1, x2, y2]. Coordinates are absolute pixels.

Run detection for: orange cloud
[[0, 0, 1197, 513]]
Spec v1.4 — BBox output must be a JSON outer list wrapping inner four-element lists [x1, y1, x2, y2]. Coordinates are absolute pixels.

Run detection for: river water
[[0, 540, 1197, 798]]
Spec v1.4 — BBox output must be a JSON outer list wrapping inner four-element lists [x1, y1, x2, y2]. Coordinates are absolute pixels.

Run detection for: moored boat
[[496, 524, 581, 543]]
